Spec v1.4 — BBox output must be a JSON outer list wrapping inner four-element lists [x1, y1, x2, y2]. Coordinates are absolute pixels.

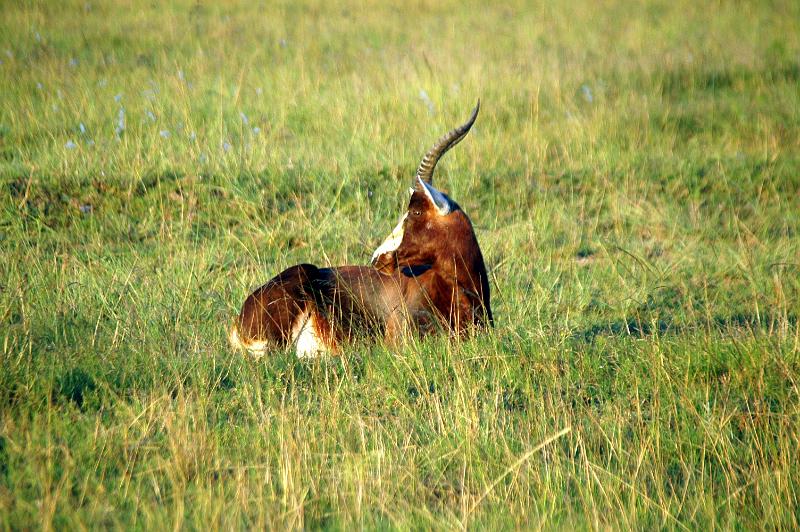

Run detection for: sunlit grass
[[1, 0, 799, 528]]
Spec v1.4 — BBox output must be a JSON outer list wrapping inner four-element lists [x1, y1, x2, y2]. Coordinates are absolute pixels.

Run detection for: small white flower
[[419, 89, 435, 114], [256, 87, 263, 95], [240, 112, 249, 125], [252, 126, 260, 134], [146, 110, 156, 122], [65, 140, 77, 149], [36, 82, 43, 89], [99, 78, 107, 87], [222, 141, 232, 152], [79, 122, 86, 134], [189, 131, 196, 140], [159, 130, 170, 138], [581, 84, 593, 103], [115, 108, 125, 137], [114, 93, 123, 102], [69, 57, 78, 67]]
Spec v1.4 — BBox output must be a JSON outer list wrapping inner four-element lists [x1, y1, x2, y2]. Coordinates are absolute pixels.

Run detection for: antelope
[[229, 101, 492, 357]]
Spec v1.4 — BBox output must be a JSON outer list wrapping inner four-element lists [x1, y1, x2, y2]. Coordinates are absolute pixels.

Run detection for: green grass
[[2, 0, 799, 528]]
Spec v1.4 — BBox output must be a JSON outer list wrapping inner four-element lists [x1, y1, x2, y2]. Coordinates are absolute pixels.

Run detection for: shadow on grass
[[658, 61, 800, 97], [572, 312, 797, 344], [55, 368, 97, 409]]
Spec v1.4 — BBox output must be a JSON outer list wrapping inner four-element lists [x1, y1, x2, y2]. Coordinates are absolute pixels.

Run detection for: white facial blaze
[[371, 213, 407, 264], [417, 177, 451, 215]]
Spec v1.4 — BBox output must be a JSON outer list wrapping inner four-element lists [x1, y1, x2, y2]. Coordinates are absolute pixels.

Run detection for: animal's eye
[[412, 209, 422, 217]]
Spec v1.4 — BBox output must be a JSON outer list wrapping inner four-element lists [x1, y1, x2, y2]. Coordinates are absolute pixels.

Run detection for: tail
[[228, 321, 269, 357], [228, 322, 244, 350]]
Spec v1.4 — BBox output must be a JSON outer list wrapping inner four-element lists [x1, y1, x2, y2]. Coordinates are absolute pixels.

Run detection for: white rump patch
[[291, 312, 328, 358], [371, 213, 407, 265]]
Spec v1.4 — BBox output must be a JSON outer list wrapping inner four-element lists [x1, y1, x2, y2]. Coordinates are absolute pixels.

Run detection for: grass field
[[2, 0, 799, 528]]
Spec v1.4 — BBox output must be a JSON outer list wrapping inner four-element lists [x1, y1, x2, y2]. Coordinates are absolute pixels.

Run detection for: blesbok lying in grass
[[229, 102, 492, 357]]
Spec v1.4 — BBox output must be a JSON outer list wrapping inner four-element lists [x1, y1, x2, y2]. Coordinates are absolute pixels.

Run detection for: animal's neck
[[439, 233, 485, 285]]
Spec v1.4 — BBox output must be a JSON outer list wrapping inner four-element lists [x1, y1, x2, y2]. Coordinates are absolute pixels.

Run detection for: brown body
[[230, 102, 492, 357]]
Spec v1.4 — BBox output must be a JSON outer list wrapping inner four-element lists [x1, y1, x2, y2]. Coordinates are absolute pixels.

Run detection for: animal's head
[[371, 101, 483, 274]]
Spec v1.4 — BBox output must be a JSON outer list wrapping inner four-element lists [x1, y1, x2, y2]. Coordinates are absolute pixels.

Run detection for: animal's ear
[[416, 176, 451, 215]]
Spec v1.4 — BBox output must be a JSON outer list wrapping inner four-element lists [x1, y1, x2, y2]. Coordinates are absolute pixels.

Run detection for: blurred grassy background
[[1, 0, 799, 528]]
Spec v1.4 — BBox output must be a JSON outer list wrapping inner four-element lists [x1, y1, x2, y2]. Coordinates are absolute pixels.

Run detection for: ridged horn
[[415, 100, 480, 186]]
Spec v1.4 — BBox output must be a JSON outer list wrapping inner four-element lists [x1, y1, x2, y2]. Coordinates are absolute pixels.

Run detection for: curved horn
[[415, 100, 480, 186]]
